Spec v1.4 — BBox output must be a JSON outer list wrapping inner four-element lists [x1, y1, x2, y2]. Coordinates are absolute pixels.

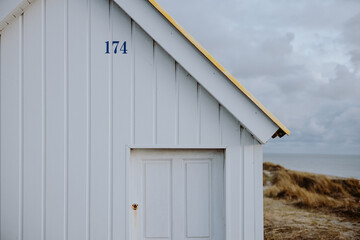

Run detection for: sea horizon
[[264, 153, 360, 180]]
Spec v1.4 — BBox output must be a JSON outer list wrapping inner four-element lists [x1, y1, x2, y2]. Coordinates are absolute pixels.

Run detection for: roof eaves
[[0, 0, 34, 34], [147, 0, 290, 137]]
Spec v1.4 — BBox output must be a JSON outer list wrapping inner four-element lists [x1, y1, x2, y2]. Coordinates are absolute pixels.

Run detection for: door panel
[[186, 161, 211, 238], [130, 150, 225, 240], [144, 161, 171, 238]]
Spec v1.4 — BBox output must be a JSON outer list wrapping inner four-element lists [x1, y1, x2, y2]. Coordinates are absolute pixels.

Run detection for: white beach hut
[[0, 0, 289, 239]]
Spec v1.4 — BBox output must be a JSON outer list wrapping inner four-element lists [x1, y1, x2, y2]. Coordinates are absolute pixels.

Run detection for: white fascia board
[[0, 0, 33, 33], [114, 0, 278, 143]]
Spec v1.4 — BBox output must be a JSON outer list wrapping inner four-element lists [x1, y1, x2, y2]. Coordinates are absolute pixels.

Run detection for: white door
[[130, 149, 225, 240]]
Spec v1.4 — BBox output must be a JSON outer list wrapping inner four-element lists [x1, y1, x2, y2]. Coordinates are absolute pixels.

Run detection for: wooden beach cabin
[[0, 0, 289, 239]]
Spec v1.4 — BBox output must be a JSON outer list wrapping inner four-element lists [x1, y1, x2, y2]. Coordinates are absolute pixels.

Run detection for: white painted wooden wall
[[0, 0, 264, 239]]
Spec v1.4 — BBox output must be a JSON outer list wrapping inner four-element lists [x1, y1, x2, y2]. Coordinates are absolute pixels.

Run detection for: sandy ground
[[264, 197, 360, 240]]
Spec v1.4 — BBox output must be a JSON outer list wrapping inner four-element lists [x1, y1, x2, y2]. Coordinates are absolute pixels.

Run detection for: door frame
[[125, 145, 228, 240]]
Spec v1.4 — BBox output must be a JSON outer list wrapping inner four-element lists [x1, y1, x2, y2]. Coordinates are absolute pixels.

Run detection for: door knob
[[132, 203, 138, 210]]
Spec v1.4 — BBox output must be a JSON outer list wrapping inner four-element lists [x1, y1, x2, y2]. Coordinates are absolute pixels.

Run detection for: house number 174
[[105, 41, 127, 54]]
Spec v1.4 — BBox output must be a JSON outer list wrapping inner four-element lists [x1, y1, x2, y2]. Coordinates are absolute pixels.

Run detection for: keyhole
[[132, 203, 138, 210]]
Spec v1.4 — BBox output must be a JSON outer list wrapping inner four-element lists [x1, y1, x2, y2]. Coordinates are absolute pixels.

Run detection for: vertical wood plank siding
[[23, 0, 43, 239], [0, 0, 264, 239], [0, 16, 22, 240], [67, 0, 88, 239], [45, 0, 66, 239]]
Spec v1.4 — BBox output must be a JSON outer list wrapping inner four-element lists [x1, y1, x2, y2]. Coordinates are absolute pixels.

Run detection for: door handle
[[132, 203, 138, 210]]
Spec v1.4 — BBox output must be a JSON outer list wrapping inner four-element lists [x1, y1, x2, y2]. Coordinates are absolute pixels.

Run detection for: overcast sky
[[157, 0, 360, 155]]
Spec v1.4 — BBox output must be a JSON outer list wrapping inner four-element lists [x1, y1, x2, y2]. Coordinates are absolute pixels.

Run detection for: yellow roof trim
[[148, 0, 290, 136]]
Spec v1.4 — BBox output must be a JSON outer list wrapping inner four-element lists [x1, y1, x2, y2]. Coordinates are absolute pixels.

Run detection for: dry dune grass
[[263, 162, 360, 218], [263, 162, 360, 239], [264, 197, 360, 240]]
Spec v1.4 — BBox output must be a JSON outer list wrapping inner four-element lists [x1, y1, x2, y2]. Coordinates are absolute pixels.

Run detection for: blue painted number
[[105, 41, 127, 54]]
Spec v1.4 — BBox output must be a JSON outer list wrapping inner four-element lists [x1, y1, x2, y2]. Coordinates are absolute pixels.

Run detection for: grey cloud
[[319, 64, 360, 100], [230, 32, 302, 78], [343, 12, 360, 47], [349, 50, 360, 72]]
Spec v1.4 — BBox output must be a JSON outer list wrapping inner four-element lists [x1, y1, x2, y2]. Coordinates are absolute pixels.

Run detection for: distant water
[[264, 153, 360, 179]]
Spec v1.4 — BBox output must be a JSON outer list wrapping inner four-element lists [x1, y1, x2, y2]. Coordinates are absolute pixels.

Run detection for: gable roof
[[147, 0, 289, 138], [1, 0, 290, 143]]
